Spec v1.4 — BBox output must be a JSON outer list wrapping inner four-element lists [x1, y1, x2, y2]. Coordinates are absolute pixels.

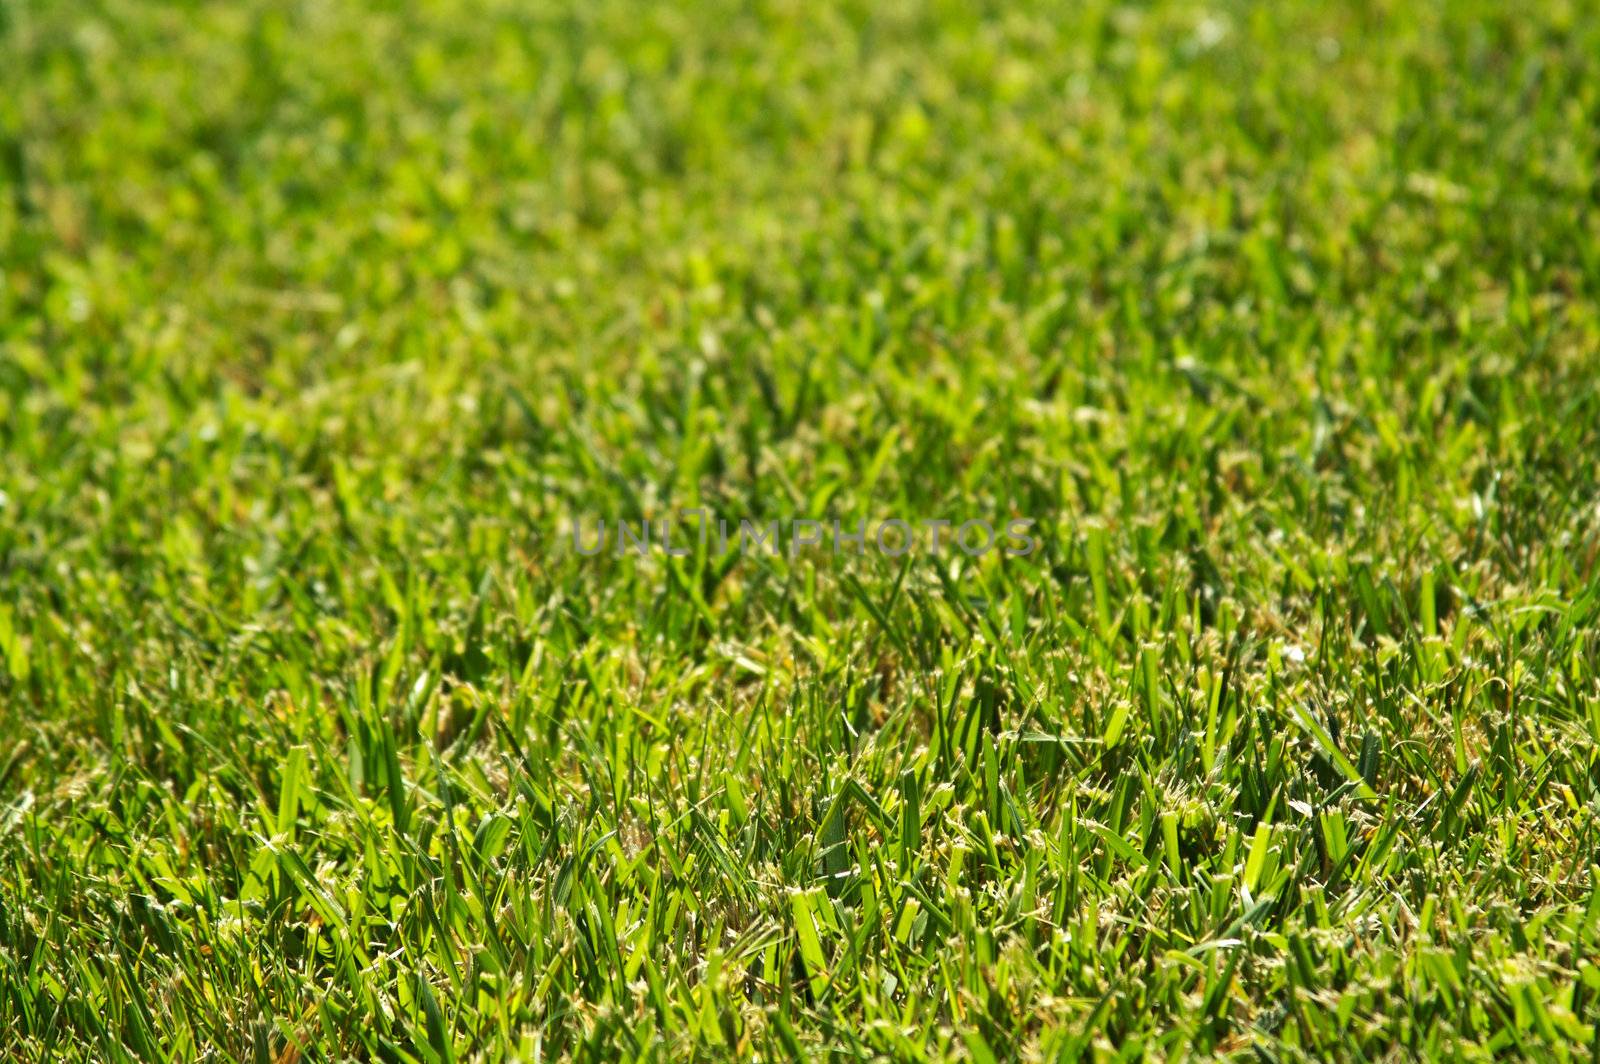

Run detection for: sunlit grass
[[3, 0, 1600, 1059]]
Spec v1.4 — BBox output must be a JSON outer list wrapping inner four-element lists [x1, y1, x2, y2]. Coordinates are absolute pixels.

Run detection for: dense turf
[[4, 0, 1600, 1059]]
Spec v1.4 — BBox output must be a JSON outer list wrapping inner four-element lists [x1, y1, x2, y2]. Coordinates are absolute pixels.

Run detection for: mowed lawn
[[3, 0, 1600, 1059]]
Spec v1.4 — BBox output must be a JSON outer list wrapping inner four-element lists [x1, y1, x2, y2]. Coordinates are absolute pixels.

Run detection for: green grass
[[4, 0, 1600, 1058]]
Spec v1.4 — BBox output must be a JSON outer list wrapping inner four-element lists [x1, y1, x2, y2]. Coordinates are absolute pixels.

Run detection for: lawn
[[3, 0, 1600, 1059]]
